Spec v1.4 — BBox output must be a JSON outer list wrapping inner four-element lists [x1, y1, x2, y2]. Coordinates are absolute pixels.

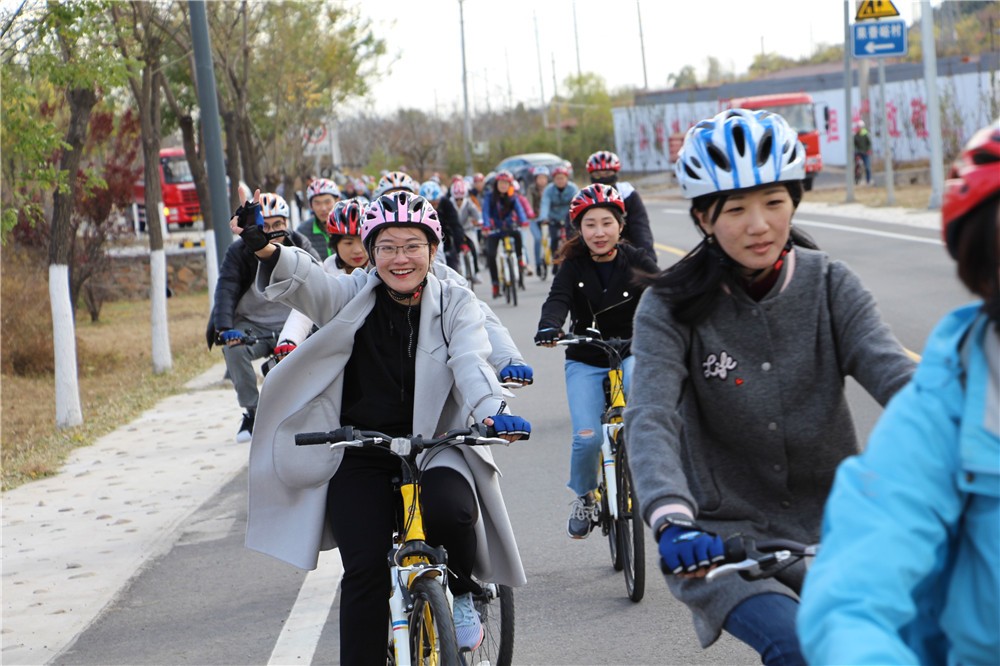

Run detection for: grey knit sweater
[[625, 247, 916, 647]]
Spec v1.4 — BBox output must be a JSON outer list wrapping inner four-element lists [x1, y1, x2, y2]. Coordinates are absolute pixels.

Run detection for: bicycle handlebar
[[555, 334, 631, 361], [705, 535, 818, 583], [294, 424, 512, 453]]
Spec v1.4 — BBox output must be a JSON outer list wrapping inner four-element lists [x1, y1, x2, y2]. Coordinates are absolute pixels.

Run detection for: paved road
[[3, 198, 965, 665]]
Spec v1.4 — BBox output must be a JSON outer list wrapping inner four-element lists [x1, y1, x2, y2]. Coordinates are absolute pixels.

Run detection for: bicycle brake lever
[[705, 559, 761, 583], [329, 439, 364, 451]]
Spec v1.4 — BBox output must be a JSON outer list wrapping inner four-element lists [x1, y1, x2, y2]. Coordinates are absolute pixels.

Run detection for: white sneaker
[[452, 592, 483, 651], [235, 410, 254, 443]]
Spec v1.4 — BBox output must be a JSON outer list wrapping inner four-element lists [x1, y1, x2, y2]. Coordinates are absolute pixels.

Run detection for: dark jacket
[[435, 196, 466, 252], [617, 182, 657, 264], [537, 243, 658, 367], [295, 218, 331, 259], [205, 230, 319, 348]]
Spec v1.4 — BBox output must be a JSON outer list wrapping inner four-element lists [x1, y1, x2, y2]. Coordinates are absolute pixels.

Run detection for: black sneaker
[[236, 410, 255, 443], [567, 495, 598, 539]]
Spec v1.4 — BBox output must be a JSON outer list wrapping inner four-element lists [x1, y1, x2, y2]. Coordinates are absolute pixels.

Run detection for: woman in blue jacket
[[798, 122, 1000, 666]]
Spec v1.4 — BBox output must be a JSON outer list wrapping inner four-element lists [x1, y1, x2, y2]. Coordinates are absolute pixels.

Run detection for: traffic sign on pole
[[856, 0, 899, 21], [852, 18, 908, 58]]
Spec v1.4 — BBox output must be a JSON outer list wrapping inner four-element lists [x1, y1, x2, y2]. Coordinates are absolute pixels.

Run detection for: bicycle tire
[[463, 252, 475, 293], [616, 442, 645, 602], [506, 254, 518, 306], [409, 577, 460, 666], [600, 479, 621, 571], [469, 583, 514, 666]]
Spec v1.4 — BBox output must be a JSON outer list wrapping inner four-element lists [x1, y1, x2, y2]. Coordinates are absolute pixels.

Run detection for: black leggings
[[486, 230, 523, 286], [326, 448, 479, 666]]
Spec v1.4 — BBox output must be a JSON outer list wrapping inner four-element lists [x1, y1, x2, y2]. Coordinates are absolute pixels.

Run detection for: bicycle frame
[[601, 366, 626, 521]]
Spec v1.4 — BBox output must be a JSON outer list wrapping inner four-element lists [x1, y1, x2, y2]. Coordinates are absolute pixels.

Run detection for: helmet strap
[[380, 274, 428, 303], [590, 246, 618, 260]]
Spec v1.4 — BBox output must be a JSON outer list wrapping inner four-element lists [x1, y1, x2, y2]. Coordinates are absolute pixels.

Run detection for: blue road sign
[[853, 19, 908, 58]]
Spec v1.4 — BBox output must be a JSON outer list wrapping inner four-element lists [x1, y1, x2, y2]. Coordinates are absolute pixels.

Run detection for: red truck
[[133, 147, 202, 229], [729, 93, 824, 191]]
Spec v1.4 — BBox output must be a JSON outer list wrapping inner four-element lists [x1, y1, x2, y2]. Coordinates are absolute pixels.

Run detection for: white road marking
[[268, 548, 344, 665], [790, 218, 941, 245]]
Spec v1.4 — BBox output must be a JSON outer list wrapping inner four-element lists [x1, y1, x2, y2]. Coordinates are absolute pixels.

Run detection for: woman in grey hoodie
[[625, 109, 916, 665]]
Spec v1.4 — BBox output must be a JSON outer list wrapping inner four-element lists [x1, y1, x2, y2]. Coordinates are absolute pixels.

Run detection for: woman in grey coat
[[233, 191, 531, 663], [625, 109, 916, 665]]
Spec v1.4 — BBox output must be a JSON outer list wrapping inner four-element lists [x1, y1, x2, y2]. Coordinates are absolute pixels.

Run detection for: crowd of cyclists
[[208, 110, 999, 665]]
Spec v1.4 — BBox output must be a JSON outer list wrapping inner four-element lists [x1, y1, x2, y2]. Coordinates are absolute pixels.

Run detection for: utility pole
[[572, 0, 582, 79], [843, 0, 855, 202], [504, 48, 514, 110], [878, 57, 896, 206], [188, 0, 231, 271], [921, 0, 944, 209], [552, 53, 563, 154], [636, 0, 649, 89], [534, 12, 548, 127], [458, 0, 473, 175]]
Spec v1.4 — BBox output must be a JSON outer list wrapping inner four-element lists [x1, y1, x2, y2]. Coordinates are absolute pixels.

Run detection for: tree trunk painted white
[[150, 249, 173, 374], [205, 231, 218, 315], [49, 264, 83, 428]]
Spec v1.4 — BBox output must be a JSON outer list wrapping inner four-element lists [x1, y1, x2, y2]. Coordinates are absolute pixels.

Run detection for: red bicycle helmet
[[552, 165, 571, 177], [569, 184, 626, 225], [942, 122, 1000, 258], [586, 150, 621, 173], [327, 198, 365, 236]]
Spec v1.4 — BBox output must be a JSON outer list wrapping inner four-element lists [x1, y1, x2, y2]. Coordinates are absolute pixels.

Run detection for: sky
[[349, 0, 927, 117]]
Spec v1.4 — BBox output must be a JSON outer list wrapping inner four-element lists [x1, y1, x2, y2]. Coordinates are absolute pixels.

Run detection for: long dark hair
[[555, 206, 627, 263], [638, 181, 817, 325], [489, 181, 515, 220], [953, 193, 1000, 331]]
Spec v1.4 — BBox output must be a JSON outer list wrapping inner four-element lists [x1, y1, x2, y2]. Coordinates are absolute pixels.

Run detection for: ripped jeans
[[564, 356, 634, 496]]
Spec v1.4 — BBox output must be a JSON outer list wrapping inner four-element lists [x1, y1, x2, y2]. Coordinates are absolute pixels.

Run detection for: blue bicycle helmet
[[418, 180, 444, 201]]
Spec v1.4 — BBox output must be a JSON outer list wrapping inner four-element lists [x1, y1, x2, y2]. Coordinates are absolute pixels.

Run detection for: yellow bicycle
[[295, 425, 517, 665], [555, 334, 645, 602]]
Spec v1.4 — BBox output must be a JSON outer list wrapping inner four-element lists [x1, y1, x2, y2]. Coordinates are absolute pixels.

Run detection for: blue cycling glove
[[219, 329, 246, 345], [658, 524, 725, 575], [488, 414, 531, 439], [499, 363, 534, 385]]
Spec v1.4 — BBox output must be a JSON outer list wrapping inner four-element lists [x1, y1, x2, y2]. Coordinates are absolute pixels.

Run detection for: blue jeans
[[564, 357, 634, 496], [723, 593, 806, 666], [528, 218, 543, 267]]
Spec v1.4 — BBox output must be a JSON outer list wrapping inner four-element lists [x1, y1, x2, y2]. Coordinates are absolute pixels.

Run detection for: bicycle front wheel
[[599, 480, 621, 571], [616, 442, 645, 602], [505, 254, 518, 306], [409, 577, 459, 666], [469, 583, 514, 666]]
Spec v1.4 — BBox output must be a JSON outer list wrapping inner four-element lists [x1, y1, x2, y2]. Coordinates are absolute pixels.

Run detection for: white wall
[[614, 70, 997, 170]]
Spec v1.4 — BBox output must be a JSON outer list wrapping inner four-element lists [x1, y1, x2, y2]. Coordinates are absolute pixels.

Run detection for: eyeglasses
[[263, 220, 287, 233], [372, 242, 430, 259]]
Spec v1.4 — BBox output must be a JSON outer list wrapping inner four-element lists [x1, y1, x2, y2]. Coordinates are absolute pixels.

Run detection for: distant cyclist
[[799, 121, 1000, 666], [420, 179, 465, 271], [295, 177, 341, 259], [586, 150, 657, 263], [452, 178, 483, 279], [625, 109, 915, 665], [538, 165, 580, 273], [534, 184, 658, 538], [482, 170, 529, 298], [372, 170, 418, 199]]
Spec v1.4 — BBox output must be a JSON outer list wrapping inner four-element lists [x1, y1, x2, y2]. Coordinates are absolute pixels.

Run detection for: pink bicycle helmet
[[306, 177, 340, 201], [586, 150, 622, 173], [450, 179, 468, 199], [552, 165, 572, 177], [373, 171, 419, 198], [361, 192, 443, 249]]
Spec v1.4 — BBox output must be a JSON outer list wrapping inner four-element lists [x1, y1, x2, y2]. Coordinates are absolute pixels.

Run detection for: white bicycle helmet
[[306, 177, 340, 201], [259, 192, 290, 219], [674, 108, 806, 199], [373, 171, 419, 198]]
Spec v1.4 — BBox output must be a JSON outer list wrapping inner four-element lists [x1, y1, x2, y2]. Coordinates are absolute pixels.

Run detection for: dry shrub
[[1, 249, 55, 376]]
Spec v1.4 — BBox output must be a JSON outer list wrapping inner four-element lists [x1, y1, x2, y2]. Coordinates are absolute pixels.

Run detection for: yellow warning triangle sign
[[856, 0, 900, 20]]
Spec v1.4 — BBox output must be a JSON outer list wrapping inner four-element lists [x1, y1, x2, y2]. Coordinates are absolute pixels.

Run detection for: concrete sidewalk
[[1, 363, 246, 665]]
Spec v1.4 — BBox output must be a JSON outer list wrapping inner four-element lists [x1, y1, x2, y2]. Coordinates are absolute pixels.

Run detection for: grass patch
[[806, 183, 934, 210], [1, 291, 222, 491]]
